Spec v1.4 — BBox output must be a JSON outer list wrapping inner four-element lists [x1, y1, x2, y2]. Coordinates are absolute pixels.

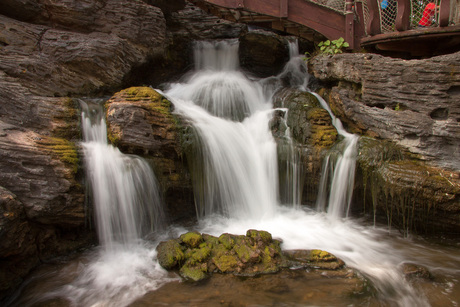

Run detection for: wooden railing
[[365, 0, 458, 35], [192, 0, 459, 50]]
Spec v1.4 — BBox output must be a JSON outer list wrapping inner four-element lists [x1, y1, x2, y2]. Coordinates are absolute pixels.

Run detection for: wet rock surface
[[309, 52, 460, 172], [308, 53, 460, 234], [105, 87, 195, 222], [239, 30, 290, 77], [354, 137, 460, 234], [272, 88, 337, 204], [156, 230, 348, 282]]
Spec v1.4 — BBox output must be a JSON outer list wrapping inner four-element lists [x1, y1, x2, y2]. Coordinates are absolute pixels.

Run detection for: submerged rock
[[156, 230, 348, 282]]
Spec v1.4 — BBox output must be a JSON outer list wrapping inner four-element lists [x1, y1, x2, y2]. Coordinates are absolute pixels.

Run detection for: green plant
[[318, 37, 349, 55]]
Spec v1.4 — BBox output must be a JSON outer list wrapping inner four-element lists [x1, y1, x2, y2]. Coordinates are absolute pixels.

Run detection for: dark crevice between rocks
[[447, 85, 460, 96], [430, 107, 449, 120]]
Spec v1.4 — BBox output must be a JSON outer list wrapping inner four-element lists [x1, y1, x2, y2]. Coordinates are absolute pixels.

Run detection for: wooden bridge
[[189, 0, 460, 56]]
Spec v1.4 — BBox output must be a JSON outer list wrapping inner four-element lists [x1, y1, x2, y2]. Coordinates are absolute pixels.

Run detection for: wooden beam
[[439, 0, 451, 27]]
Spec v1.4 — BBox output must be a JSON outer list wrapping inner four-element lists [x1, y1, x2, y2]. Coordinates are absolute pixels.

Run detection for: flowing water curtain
[[80, 99, 165, 249], [311, 93, 359, 218]]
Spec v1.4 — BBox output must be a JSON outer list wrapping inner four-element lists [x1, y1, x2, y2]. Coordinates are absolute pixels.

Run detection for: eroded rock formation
[[0, 0, 244, 299], [309, 52, 460, 172], [308, 53, 460, 234], [105, 87, 195, 221]]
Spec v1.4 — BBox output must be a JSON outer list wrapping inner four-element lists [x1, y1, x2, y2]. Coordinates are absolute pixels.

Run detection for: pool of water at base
[[6, 212, 460, 307]]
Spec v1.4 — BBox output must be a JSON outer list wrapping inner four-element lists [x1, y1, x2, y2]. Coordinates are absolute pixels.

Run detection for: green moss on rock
[[38, 136, 79, 176], [156, 239, 185, 269], [218, 233, 235, 250], [157, 230, 344, 282], [180, 262, 208, 281], [212, 254, 239, 273], [180, 231, 203, 248], [246, 229, 272, 244]]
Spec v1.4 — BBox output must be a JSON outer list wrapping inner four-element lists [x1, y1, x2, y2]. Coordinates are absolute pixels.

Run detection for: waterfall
[[13, 39, 440, 307], [80, 100, 165, 249], [165, 40, 428, 307], [165, 40, 279, 219], [312, 93, 359, 218]]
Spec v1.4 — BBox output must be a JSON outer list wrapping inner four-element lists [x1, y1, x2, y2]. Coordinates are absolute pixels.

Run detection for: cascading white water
[[165, 40, 279, 219], [13, 39, 454, 307], [80, 100, 165, 249], [41, 101, 174, 306], [312, 92, 359, 218], [165, 40, 430, 306]]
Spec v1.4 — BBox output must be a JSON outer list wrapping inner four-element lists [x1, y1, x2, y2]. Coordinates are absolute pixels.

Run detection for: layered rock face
[[309, 52, 460, 171], [0, 0, 165, 299], [309, 53, 460, 234], [105, 87, 195, 221], [0, 0, 247, 299]]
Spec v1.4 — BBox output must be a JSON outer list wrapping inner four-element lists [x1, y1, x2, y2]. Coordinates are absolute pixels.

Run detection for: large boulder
[[239, 30, 290, 77], [309, 52, 460, 172], [308, 52, 460, 234], [105, 87, 195, 221], [272, 88, 337, 204], [0, 1, 166, 96]]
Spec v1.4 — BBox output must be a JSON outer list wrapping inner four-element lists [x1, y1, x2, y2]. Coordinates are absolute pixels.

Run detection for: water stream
[[7, 40, 460, 307]]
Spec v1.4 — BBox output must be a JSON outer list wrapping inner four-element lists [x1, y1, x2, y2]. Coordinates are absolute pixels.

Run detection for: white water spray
[[165, 40, 429, 306], [312, 92, 359, 218], [41, 101, 174, 306], [80, 100, 165, 249]]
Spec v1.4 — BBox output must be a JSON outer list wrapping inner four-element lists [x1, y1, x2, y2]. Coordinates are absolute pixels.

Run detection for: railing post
[[280, 0, 288, 17], [395, 0, 411, 31], [366, 0, 381, 35], [345, 0, 355, 48], [439, 0, 451, 26]]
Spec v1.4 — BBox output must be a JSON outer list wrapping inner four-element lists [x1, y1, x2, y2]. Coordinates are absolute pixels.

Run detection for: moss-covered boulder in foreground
[[156, 230, 346, 281]]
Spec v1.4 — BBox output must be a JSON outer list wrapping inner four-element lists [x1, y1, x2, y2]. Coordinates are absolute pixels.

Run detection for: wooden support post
[[354, 1, 366, 48], [439, 0, 451, 27], [366, 0, 381, 35], [345, 0, 355, 48], [280, 0, 288, 17], [395, 0, 410, 31]]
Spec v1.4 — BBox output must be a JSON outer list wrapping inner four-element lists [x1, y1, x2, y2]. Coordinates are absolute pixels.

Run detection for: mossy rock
[[180, 231, 203, 248], [212, 254, 239, 273], [246, 229, 272, 244], [282, 249, 344, 270], [310, 249, 337, 262], [158, 230, 345, 282], [179, 262, 208, 281], [218, 233, 235, 250], [156, 239, 185, 269], [186, 243, 212, 265], [38, 136, 79, 176]]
